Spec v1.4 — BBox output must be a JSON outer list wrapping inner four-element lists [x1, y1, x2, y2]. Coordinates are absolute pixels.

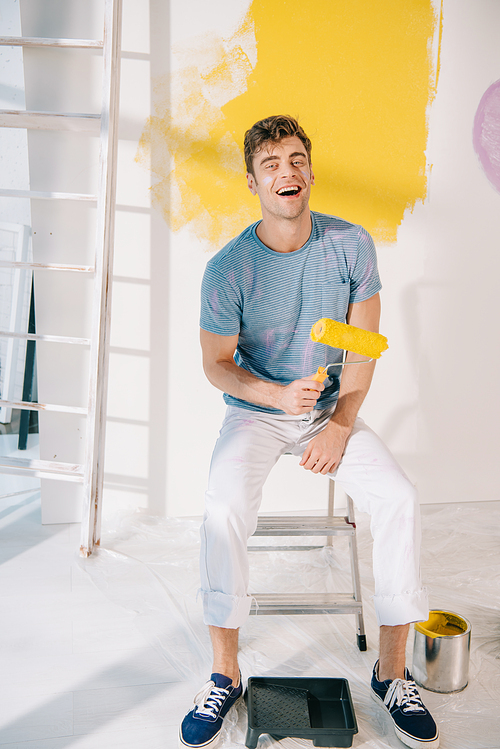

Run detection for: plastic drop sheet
[[79, 501, 500, 748]]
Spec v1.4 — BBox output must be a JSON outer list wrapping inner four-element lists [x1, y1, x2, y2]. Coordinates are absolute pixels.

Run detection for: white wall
[[363, 1, 500, 505], [15, 0, 500, 522]]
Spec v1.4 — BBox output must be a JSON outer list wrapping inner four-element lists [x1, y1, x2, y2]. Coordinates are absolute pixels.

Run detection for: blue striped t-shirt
[[200, 211, 381, 413]]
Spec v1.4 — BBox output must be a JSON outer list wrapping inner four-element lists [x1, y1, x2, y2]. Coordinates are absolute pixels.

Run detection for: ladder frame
[[0, 0, 123, 556], [0, 222, 31, 423], [249, 481, 367, 650]]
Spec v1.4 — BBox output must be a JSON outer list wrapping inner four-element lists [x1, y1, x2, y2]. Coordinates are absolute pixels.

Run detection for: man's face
[[246, 136, 314, 221]]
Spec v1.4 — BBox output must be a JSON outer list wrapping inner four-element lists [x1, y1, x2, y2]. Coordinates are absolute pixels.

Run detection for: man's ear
[[310, 165, 315, 185], [246, 172, 257, 195]]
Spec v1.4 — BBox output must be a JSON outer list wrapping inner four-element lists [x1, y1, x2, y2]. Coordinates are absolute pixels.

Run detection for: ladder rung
[[254, 515, 355, 536], [0, 188, 96, 201], [0, 456, 84, 482], [0, 36, 103, 49], [248, 545, 325, 552], [0, 261, 94, 273], [250, 593, 362, 616], [0, 110, 101, 134], [0, 399, 87, 415], [0, 331, 90, 345]]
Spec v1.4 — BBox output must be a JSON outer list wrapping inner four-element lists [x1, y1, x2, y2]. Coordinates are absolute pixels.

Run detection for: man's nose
[[277, 164, 294, 178]]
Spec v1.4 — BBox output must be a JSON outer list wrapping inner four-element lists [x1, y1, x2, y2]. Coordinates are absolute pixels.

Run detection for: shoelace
[[384, 678, 426, 714], [193, 680, 230, 719]]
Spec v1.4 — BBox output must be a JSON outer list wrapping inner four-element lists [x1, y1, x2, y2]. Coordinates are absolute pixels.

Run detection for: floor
[[1, 448, 499, 748]]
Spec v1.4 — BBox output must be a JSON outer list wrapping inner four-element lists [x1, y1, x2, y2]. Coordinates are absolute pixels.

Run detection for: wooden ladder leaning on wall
[[0, 0, 123, 557]]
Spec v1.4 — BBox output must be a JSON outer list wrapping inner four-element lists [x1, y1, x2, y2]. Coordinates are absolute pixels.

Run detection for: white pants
[[200, 405, 428, 629]]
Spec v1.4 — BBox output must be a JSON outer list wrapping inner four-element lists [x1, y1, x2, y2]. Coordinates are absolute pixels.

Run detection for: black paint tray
[[245, 676, 358, 748]]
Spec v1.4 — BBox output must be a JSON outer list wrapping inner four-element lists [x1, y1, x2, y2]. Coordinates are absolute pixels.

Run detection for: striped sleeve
[[200, 264, 242, 336], [349, 228, 382, 303]]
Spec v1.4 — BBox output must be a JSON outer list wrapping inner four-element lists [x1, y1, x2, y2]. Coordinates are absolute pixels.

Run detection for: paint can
[[412, 610, 471, 693]]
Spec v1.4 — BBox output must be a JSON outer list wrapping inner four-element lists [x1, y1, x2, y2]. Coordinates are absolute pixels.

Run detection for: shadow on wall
[[103, 0, 173, 518]]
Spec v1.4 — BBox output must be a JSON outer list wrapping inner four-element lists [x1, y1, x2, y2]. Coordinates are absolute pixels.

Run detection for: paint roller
[[309, 317, 389, 383]]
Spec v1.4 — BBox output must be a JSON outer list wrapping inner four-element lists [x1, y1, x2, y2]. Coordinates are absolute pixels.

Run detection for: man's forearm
[[204, 358, 282, 409], [327, 293, 381, 435], [328, 352, 376, 433], [203, 357, 324, 416]]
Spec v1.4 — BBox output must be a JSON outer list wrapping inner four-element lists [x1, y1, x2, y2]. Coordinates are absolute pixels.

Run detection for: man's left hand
[[299, 422, 351, 475]]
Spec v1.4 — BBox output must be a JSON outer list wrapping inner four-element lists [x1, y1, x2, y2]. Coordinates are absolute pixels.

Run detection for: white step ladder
[[250, 481, 367, 651], [0, 0, 123, 556]]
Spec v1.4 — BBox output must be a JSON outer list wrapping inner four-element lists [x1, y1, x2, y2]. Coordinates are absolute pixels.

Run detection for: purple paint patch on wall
[[473, 79, 500, 194]]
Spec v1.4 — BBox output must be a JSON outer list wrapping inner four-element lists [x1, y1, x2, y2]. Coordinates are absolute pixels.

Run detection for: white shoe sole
[[371, 690, 440, 749]]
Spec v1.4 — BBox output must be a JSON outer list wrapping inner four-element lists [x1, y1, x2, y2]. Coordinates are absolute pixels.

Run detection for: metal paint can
[[412, 610, 471, 693]]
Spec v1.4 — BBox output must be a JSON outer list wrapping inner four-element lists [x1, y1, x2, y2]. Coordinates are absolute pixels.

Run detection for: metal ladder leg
[[346, 493, 367, 651]]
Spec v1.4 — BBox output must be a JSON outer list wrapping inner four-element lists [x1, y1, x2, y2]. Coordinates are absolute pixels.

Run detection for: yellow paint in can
[[415, 610, 469, 639]]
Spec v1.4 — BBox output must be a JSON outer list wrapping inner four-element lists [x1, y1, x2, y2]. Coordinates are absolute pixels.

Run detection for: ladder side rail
[[346, 495, 367, 647], [346, 495, 363, 604], [0, 225, 30, 423], [326, 478, 335, 546], [18, 276, 37, 450], [81, 0, 123, 557]]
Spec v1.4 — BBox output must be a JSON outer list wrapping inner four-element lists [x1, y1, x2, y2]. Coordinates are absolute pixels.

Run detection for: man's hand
[[276, 377, 324, 415], [299, 420, 351, 474]]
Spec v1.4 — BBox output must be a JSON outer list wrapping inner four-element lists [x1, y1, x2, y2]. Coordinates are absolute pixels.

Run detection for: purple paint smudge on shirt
[[210, 289, 220, 314], [302, 337, 318, 374], [473, 79, 500, 194]]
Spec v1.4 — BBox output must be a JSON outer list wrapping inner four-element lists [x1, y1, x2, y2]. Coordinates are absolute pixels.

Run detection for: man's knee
[[203, 491, 258, 542], [368, 470, 419, 526], [393, 475, 418, 509]]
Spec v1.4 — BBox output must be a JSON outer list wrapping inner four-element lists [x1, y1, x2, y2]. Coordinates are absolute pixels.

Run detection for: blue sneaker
[[371, 661, 439, 749], [179, 672, 243, 748]]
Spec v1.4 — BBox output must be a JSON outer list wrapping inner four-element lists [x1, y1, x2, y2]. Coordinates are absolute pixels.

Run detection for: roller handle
[[311, 366, 330, 383]]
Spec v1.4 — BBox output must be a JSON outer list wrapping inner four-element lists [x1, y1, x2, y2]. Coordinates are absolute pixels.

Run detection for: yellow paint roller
[[310, 317, 388, 383]]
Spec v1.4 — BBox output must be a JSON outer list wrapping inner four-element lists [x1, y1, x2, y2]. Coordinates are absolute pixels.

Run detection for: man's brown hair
[[244, 115, 312, 176]]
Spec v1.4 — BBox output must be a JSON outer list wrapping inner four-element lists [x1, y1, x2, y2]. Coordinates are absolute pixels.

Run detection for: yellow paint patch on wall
[[137, 0, 441, 248], [136, 13, 259, 249]]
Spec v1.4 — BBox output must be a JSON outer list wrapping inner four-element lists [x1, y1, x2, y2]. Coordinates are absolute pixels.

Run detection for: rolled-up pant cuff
[[201, 589, 253, 629], [374, 587, 429, 626]]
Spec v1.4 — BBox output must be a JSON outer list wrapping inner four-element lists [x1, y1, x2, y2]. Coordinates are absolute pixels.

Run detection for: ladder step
[[0, 456, 84, 482], [248, 544, 326, 552], [0, 110, 101, 134], [0, 331, 90, 345], [0, 260, 94, 273], [0, 188, 96, 201], [0, 399, 88, 415], [250, 593, 362, 616], [254, 515, 355, 536], [0, 36, 103, 49]]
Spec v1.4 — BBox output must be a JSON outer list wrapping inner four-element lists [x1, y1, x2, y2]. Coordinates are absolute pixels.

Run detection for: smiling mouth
[[276, 186, 302, 197]]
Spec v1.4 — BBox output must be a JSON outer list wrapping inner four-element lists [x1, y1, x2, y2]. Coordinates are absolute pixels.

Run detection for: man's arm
[[299, 293, 381, 473], [200, 328, 324, 415]]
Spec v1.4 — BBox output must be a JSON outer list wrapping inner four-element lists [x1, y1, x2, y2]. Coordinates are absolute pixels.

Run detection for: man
[[179, 115, 439, 749]]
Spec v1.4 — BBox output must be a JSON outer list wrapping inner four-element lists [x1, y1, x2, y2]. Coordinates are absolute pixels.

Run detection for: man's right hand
[[276, 377, 325, 415]]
